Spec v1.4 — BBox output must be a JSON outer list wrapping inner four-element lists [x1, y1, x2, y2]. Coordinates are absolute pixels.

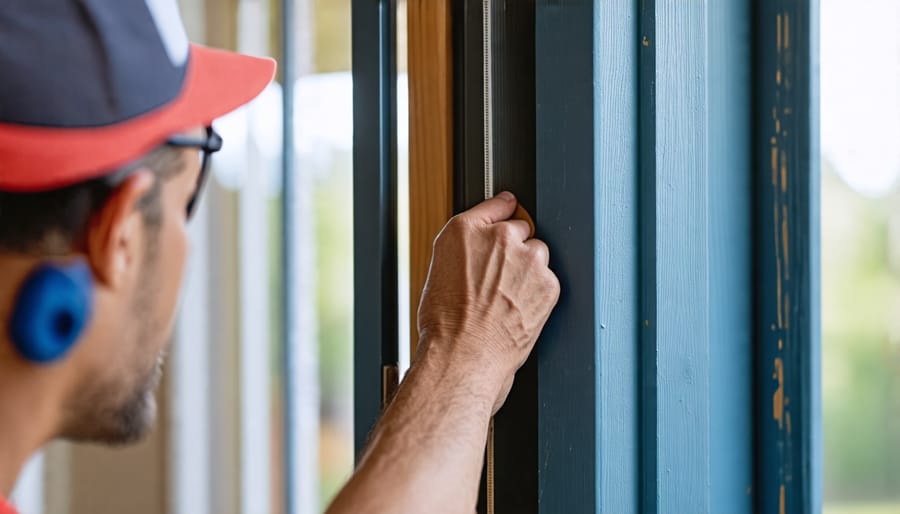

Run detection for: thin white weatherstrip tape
[[483, 3, 496, 513], [483, 0, 494, 201]]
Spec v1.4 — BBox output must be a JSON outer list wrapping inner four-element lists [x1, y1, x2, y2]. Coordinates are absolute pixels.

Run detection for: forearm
[[328, 195, 559, 512], [327, 343, 498, 514]]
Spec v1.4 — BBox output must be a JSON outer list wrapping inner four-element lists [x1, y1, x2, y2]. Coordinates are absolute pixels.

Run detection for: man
[[0, 1, 559, 513]]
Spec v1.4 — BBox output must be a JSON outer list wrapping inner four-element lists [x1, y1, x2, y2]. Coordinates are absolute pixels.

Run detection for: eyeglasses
[[166, 126, 223, 218]]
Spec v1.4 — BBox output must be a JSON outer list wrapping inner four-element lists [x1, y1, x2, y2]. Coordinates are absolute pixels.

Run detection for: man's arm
[[327, 192, 560, 513]]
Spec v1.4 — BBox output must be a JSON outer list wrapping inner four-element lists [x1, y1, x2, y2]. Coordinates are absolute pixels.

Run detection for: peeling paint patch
[[780, 153, 788, 193], [762, 6, 811, 512], [780, 484, 786, 514], [780, 150, 788, 192], [771, 146, 779, 185], [784, 13, 790, 50], [777, 14, 782, 52], [773, 357, 785, 430]]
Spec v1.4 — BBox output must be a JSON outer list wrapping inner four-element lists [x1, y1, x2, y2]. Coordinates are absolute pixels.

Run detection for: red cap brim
[[0, 44, 276, 192]]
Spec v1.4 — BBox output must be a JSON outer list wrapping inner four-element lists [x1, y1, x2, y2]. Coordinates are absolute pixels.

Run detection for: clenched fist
[[415, 191, 560, 413]]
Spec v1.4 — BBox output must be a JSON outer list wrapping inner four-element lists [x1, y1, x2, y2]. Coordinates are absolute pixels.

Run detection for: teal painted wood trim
[[593, 0, 641, 511], [535, 0, 641, 512], [755, 0, 822, 512], [640, 1, 711, 512], [351, 0, 399, 459], [638, 0, 658, 511], [534, 1, 598, 511], [708, 0, 754, 512]]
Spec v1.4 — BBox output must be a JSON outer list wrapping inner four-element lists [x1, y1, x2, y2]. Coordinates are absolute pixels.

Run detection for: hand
[[415, 191, 560, 413]]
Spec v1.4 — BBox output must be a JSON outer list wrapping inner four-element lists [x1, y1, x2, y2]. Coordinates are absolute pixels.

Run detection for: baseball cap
[[0, 0, 276, 192]]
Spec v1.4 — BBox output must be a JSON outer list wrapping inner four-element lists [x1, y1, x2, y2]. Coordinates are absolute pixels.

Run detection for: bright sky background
[[212, 72, 406, 196], [822, 0, 900, 197]]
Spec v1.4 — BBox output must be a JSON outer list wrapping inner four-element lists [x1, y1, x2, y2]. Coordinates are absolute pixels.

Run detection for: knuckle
[[434, 215, 467, 247], [527, 242, 549, 265], [442, 216, 462, 236], [544, 273, 561, 298], [446, 213, 466, 229], [495, 222, 517, 243]]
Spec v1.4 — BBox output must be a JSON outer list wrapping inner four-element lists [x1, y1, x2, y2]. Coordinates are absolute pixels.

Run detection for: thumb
[[462, 191, 518, 225]]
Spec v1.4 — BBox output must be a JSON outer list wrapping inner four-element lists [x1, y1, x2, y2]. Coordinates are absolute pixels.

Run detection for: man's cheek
[[160, 222, 189, 329]]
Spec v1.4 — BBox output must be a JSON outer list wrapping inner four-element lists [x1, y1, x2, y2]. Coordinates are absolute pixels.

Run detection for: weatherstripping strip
[[482, 0, 493, 200], [455, 1, 537, 512]]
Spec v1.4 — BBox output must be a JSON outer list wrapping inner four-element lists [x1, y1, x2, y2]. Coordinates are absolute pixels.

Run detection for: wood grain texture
[[644, 1, 711, 511], [593, 1, 642, 510], [408, 0, 453, 355]]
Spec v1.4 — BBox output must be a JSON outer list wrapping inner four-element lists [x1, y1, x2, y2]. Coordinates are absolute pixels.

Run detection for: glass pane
[[822, 1, 900, 512], [297, 0, 354, 510]]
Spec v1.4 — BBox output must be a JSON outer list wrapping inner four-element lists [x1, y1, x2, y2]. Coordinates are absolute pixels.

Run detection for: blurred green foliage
[[310, 1, 355, 507], [314, 155, 355, 509], [314, 155, 354, 417], [822, 166, 900, 507]]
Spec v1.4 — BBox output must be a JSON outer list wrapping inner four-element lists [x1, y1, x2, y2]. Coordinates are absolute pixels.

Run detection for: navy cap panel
[[0, 0, 187, 128]]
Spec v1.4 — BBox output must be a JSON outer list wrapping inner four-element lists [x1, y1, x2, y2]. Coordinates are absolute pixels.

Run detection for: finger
[[524, 238, 551, 266], [461, 191, 518, 225], [495, 219, 533, 243], [511, 204, 536, 239]]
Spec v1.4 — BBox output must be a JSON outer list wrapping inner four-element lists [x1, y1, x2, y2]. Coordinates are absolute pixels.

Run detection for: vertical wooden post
[[352, 0, 399, 458], [708, 1, 753, 512], [756, 1, 822, 512], [407, 0, 453, 356]]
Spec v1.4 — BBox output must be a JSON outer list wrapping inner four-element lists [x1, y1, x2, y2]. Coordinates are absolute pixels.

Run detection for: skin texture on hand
[[416, 191, 559, 412], [327, 192, 560, 514]]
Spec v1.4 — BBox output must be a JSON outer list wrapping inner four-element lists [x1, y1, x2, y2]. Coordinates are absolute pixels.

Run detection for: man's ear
[[85, 171, 156, 288]]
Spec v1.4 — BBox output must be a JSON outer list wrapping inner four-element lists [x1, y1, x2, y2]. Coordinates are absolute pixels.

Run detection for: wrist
[[411, 335, 508, 413]]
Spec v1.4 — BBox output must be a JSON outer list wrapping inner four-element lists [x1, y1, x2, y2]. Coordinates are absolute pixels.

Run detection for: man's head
[[0, 0, 274, 452], [0, 135, 203, 443]]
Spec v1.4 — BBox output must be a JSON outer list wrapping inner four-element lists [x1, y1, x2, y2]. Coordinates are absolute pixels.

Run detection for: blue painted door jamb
[[351, 0, 821, 511]]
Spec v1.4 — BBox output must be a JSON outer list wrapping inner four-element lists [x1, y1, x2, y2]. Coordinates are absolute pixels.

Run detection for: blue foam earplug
[[8, 260, 94, 364]]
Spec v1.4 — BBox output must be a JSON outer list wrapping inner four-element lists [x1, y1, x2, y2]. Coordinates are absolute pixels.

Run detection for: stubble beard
[[62, 249, 171, 446], [61, 331, 169, 446]]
